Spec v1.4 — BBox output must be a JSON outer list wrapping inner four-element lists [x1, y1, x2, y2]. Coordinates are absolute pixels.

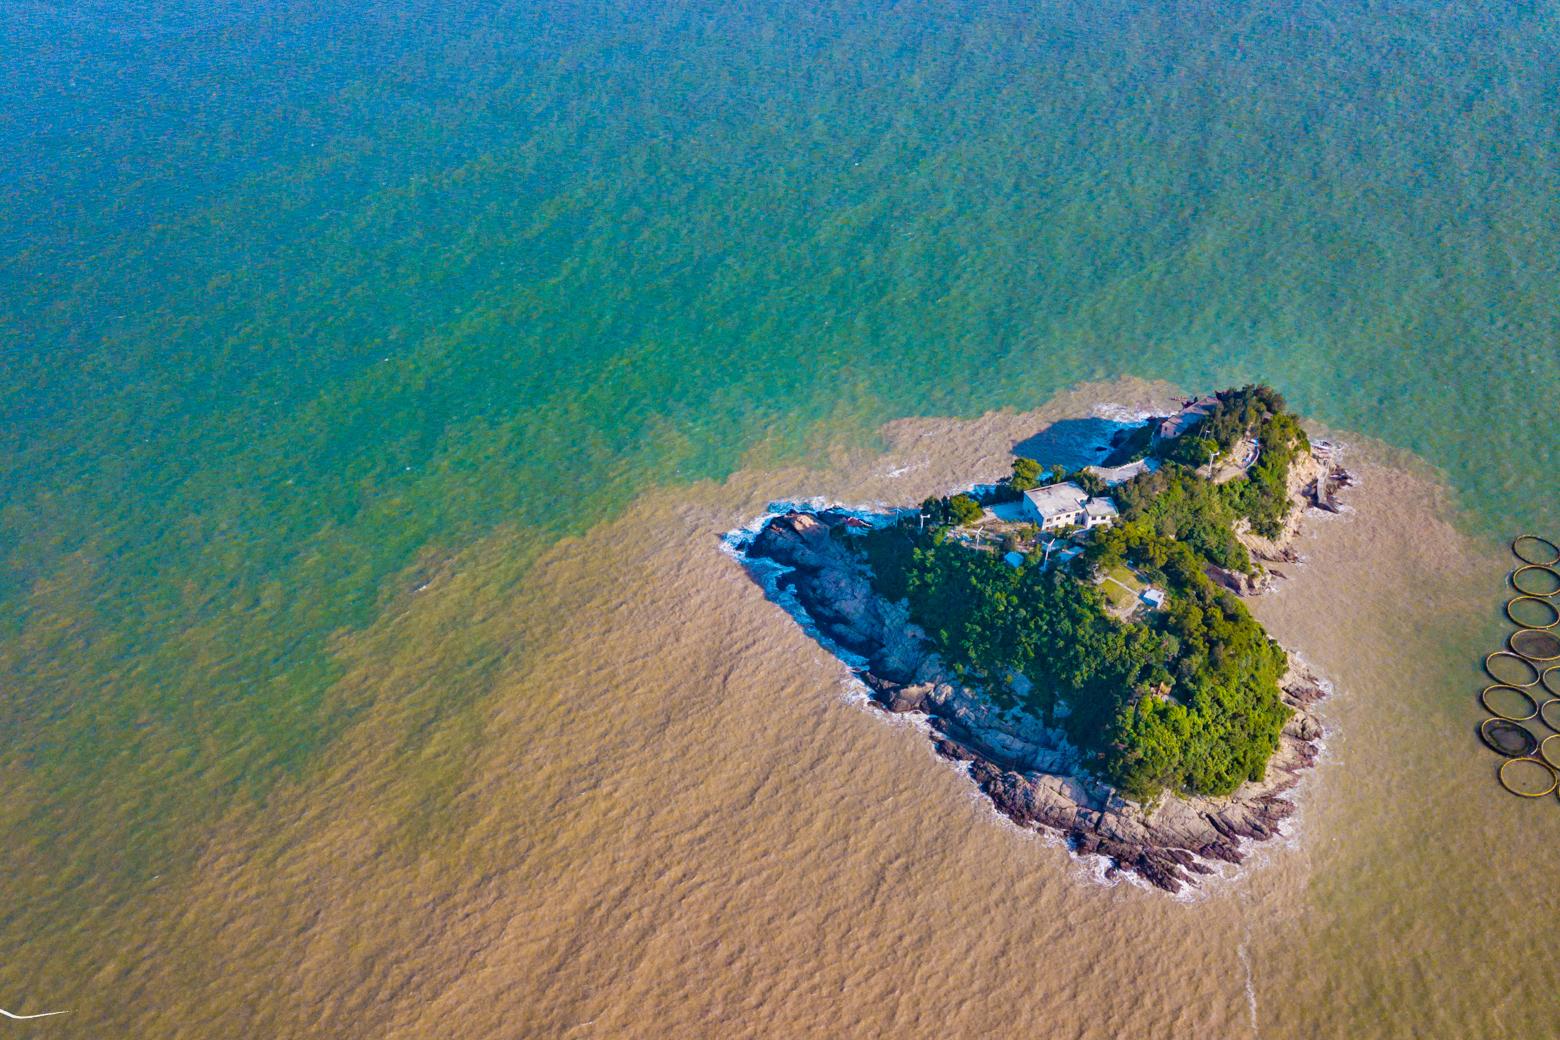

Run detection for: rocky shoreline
[[733, 446, 1350, 893]]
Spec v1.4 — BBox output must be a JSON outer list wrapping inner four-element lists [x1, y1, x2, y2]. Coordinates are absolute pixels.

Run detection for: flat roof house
[[1085, 498, 1120, 526], [1155, 394, 1219, 440], [1021, 482, 1118, 532]]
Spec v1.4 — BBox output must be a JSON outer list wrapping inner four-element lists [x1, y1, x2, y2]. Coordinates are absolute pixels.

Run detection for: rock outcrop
[[1237, 442, 1350, 568]]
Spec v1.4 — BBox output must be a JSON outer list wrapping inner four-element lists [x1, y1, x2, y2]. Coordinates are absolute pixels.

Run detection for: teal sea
[[3, 3, 1557, 1036]]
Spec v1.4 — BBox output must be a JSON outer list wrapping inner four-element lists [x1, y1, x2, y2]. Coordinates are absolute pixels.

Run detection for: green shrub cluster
[[948, 494, 985, 526], [1150, 383, 1310, 541], [1084, 524, 1290, 799], [1112, 468, 1255, 575], [855, 518, 1289, 802], [917, 492, 989, 527], [1010, 457, 1043, 492], [1221, 408, 1308, 538]]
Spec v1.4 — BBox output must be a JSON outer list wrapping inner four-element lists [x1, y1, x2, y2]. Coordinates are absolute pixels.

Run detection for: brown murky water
[[21, 382, 1555, 1038]]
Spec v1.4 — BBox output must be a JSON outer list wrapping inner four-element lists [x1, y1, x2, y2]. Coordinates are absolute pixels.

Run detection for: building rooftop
[[1156, 394, 1220, 439], [1022, 482, 1090, 518], [1085, 498, 1119, 519]]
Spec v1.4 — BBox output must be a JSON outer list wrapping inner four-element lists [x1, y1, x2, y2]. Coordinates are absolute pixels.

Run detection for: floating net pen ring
[[1506, 595, 1560, 630], [1512, 564, 1560, 597], [1542, 699, 1560, 733], [1482, 718, 1540, 757], [1486, 651, 1541, 687], [1482, 685, 1540, 721], [1510, 628, 1560, 662], [1513, 535, 1560, 567], [1545, 667, 1560, 698], [1498, 756, 1557, 798], [1542, 734, 1560, 772]]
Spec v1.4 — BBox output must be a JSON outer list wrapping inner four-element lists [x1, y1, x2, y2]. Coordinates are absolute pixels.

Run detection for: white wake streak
[[0, 1007, 69, 1020]]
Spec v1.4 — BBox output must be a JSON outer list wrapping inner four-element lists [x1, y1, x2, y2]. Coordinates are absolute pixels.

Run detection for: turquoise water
[[2, 0, 1557, 1019]]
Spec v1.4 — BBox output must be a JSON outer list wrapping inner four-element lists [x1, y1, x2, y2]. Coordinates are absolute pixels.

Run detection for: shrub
[[948, 494, 984, 527], [1011, 457, 1043, 492]]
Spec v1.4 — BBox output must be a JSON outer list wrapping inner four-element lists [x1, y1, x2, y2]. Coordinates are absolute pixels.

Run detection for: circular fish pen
[[1511, 564, 1560, 597], [1486, 651, 1541, 688], [1475, 537, 1560, 800], [1481, 684, 1540, 721], [1513, 535, 1560, 567], [1542, 734, 1560, 772], [1481, 718, 1539, 758], [1498, 757, 1558, 798], [1506, 595, 1560, 630], [1510, 628, 1560, 662], [1542, 699, 1560, 733]]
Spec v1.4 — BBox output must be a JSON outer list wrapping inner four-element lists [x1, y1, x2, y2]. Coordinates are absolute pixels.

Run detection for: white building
[[1084, 498, 1120, 527], [1021, 482, 1119, 532]]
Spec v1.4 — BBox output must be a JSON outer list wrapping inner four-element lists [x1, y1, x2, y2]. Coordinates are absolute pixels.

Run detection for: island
[[732, 385, 1354, 891]]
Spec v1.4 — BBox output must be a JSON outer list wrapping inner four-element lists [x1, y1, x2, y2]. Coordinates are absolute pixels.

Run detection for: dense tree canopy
[[947, 494, 985, 526], [853, 387, 1304, 801]]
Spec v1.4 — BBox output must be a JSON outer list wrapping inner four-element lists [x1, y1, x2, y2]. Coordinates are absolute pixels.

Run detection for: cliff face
[[743, 496, 1333, 893], [1238, 443, 1354, 568]]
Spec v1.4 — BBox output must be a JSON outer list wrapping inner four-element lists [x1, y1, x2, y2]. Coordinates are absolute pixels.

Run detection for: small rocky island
[[733, 386, 1354, 892]]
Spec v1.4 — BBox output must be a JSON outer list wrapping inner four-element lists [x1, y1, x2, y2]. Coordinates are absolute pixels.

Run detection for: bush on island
[[948, 494, 984, 527], [1071, 469, 1107, 497], [1010, 457, 1043, 492]]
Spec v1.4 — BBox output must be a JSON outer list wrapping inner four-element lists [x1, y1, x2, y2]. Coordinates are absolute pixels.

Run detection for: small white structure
[[1084, 498, 1119, 526], [1085, 458, 1155, 485], [1141, 587, 1167, 610], [1021, 482, 1118, 532]]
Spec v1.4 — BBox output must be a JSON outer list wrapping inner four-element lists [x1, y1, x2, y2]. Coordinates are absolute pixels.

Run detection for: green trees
[[1221, 408, 1308, 538], [854, 386, 1309, 802], [1068, 517, 1290, 798], [918, 492, 989, 528], [1010, 457, 1042, 492], [948, 494, 984, 526], [1111, 467, 1255, 574], [1135, 383, 1312, 546], [1158, 433, 1220, 469], [859, 514, 1289, 802], [1070, 468, 1107, 496]]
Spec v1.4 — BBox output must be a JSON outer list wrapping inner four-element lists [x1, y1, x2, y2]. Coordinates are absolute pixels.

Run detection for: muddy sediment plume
[[24, 380, 1544, 1039]]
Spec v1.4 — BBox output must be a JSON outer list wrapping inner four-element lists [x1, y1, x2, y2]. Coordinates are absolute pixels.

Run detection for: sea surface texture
[[2, 3, 1557, 1037]]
